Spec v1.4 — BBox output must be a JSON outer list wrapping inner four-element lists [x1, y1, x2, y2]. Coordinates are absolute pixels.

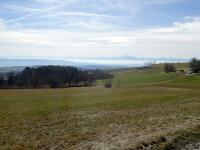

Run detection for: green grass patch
[[1, 63, 200, 149]]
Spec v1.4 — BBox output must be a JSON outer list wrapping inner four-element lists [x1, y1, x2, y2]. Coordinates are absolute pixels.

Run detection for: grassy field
[[0, 64, 200, 149]]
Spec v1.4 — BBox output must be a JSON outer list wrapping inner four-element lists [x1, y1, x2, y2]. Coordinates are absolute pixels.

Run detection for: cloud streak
[[0, 19, 5, 30], [0, 0, 200, 58], [0, 17, 200, 58], [2, 0, 185, 30], [5, 0, 80, 24], [143, 0, 181, 4], [34, 0, 62, 4]]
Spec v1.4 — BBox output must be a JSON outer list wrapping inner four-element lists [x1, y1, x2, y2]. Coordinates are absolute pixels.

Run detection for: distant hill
[[0, 57, 189, 73], [0, 59, 90, 67], [65, 56, 189, 61], [0, 59, 128, 72]]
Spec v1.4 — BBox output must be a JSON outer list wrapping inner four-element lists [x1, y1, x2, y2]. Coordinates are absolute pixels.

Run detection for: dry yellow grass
[[0, 66, 200, 149]]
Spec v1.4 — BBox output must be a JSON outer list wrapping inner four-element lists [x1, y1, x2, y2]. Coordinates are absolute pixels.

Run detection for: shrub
[[164, 63, 176, 73], [104, 79, 113, 88]]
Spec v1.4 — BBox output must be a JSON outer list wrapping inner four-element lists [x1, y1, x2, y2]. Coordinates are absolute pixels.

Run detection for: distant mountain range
[[64, 56, 189, 61], [0, 58, 128, 72], [0, 56, 189, 72], [0, 58, 90, 67]]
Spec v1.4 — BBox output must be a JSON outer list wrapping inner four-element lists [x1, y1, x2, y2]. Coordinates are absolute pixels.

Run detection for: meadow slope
[[0, 64, 200, 149]]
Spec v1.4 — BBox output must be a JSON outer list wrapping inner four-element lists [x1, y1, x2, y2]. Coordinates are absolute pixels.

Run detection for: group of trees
[[0, 66, 113, 89], [164, 63, 176, 73], [164, 57, 200, 74], [1, 58, 200, 89], [189, 58, 200, 73]]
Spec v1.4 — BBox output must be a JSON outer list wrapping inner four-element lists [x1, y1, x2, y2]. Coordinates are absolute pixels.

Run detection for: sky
[[0, 0, 200, 59]]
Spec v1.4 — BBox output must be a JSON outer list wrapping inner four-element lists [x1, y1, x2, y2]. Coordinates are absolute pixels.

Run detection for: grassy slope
[[98, 65, 178, 87], [112, 69, 177, 87], [0, 64, 200, 149]]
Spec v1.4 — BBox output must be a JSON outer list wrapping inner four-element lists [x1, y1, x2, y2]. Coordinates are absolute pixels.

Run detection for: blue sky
[[0, 0, 200, 58]]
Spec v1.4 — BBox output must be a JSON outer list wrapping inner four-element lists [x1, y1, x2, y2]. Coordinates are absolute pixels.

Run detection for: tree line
[[164, 57, 200, 73], [189, 57, 200, 73], [0, 66, 113, 89]]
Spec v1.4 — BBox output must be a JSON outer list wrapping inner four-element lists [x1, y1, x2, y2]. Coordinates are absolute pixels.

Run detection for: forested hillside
[[0, 66, 113, 88]]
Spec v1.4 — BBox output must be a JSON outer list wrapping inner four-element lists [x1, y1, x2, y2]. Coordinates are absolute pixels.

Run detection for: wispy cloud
[[3, 0, 121, 31], [0, 18, 5, 30], [0, 0, 200, 58], [1, 17, 200, 58], [34, 0, 62, 4], [5, 4, 40, 12], [5, 0, 80, 24], [2, 0, 184, 30], [143, 0, 181, 4], [64, 21, 113, 30]]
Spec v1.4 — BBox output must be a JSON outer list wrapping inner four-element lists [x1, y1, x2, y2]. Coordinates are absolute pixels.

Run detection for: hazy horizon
[[0, 55, 189, 67]]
